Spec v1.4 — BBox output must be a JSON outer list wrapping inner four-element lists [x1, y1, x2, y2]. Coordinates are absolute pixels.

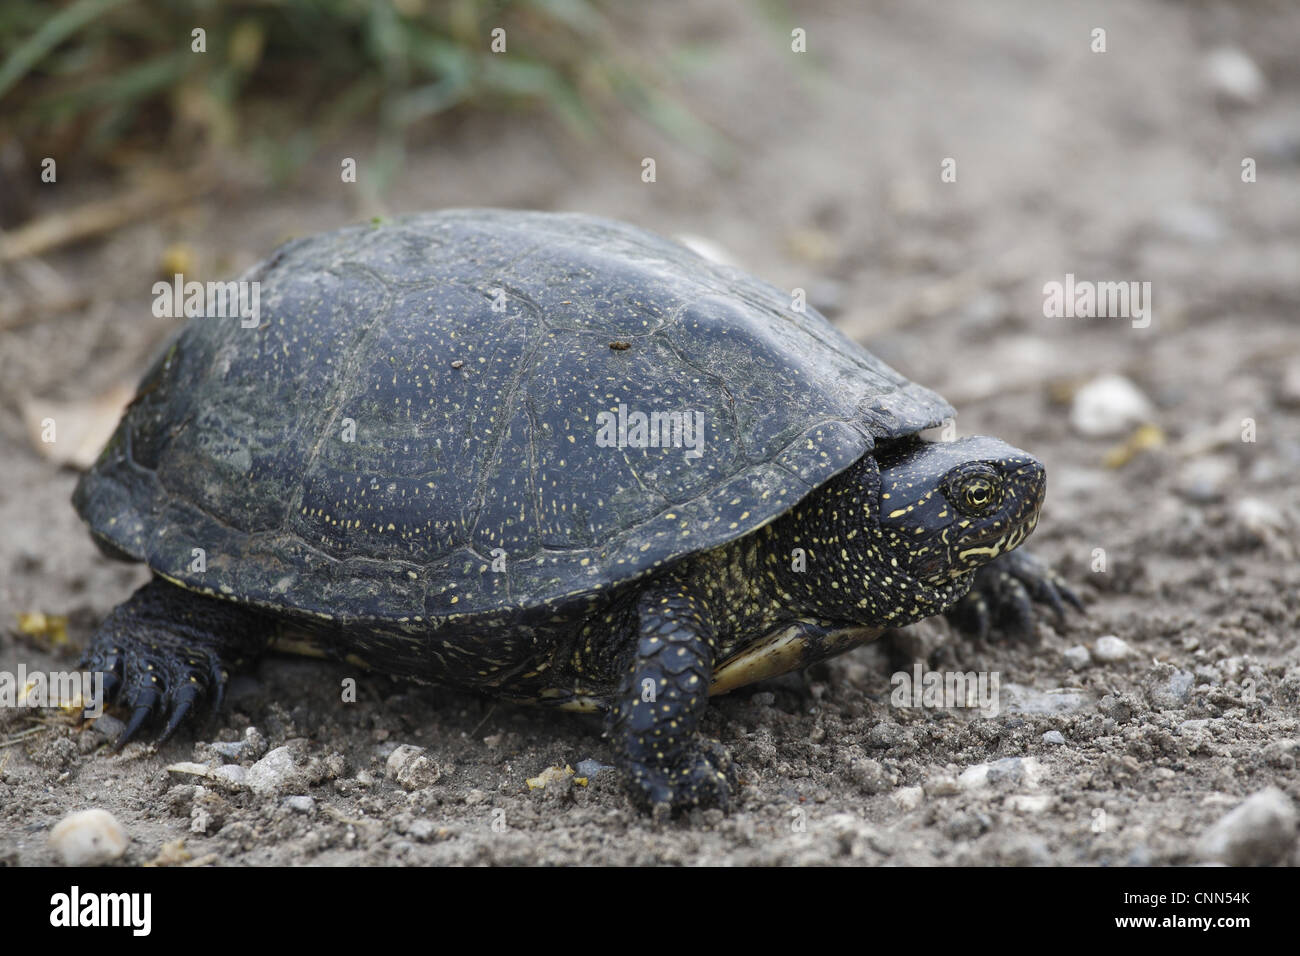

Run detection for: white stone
[[386, 744, 441, 790], [1196, 788, 1297, 865], [49, 809, 128, 866], [958, 764, 991, 790], [245, 746, 299, 794], [1203, 47, 1267, 105], [924, 775, 959, 797], [1234, 498, 1288, 536], [1070, 375, 1154, 437], [1006, 794, 1052, 814], [210, 764, 247, 787], [892, 786, 924, 811], [1093, 635, 1132, 662], [1063, 645, 1092, 671], [1177, 456, 1236, 502]]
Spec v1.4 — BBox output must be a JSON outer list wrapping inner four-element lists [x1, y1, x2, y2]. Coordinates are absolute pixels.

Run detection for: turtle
[[74, 209, 1080, 811]]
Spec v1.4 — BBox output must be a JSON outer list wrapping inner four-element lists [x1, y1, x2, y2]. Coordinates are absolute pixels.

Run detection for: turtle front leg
[[945, 549, 1083, 641], [605, 582, 735, 812], [82, 578, 272, 746]]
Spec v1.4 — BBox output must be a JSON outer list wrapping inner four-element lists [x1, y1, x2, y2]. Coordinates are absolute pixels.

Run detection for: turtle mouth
[[951, 467, 1044, 571], [954, 510, 1039, 570]]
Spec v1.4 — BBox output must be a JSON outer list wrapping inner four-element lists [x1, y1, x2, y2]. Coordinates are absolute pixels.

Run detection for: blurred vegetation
[[0, 0, 725, 184]]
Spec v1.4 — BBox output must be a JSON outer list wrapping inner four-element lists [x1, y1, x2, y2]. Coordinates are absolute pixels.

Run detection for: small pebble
[[407, 818, 439, 841], [865, 722, 908, 749], [1093, 635, 1132, 662], [892, 786, 924, 811], [1196, 788, 1297, 865], [284, 795, 315, 814], [1063, 645, 1092, 671], [1176, 456, 1236, 503], [1203, 47, 1267, 106], [210, 764, 247, 787], [1099, 694, 1135, 722], [245, 746, 300, 795], [575, 759, 613, 778], [240, 726, 268, 760], [1155, 203, 1225, 244], [985, 757, 1043, 788], [925, 775, 959, 797], [209, 740, 246, 760], [1231, 498, 1294, 557], [847, 757, 889, 795], [1146, 667, 1195, 710], [49, 809, 128, 866], [91, 715, 126, 740], [1042, 730, 1066, 746], [958, 764, 991, 790], [1070, 375, 1154, 438], [1005, 794, 1051, 814], [386, 744, 441, 790], [958, 759, 1039, 790], [1001, 683, 1088, 714], [1233, 497, 1287, 536]]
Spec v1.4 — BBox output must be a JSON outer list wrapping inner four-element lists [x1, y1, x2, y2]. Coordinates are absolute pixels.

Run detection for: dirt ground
[[2, 0, 1298, 866]]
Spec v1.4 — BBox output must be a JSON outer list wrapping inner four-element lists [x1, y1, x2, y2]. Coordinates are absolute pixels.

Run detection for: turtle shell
[[75, 210, 952, 623]]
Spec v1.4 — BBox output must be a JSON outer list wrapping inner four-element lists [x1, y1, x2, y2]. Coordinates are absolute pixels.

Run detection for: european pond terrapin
[[74, 209, 1079, 810]]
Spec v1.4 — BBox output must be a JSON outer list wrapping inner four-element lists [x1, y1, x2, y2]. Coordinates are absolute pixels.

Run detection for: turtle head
[[873, 436, 1045, 589]]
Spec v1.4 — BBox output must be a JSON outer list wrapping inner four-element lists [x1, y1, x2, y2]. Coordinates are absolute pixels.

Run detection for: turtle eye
[[961, 477, 997, 513], [944, 464, 1003, 516]]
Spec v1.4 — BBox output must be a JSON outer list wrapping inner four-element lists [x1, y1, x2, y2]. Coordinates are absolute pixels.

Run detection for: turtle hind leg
[[946, 549, 1083, 642], [82, 578, 272, 747]]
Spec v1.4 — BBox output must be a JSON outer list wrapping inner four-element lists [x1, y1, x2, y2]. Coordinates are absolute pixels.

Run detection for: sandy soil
[[2, 0, 1298, 866]]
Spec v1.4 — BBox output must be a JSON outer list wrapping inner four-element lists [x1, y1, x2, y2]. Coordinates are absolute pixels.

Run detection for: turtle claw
[[1001, 575, 1035, 638], [89, 639, 220, 749], [208, 661, 229, 716], [964, 590, 992, 641], [1057, 579, 1085, 615], [81, 579, 269, 748], [116, 692, 160, 749], [946, 549, 1083, 642], [92, 646, 226, 749], [160, 683, 204, 742]]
